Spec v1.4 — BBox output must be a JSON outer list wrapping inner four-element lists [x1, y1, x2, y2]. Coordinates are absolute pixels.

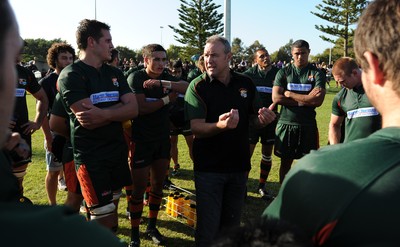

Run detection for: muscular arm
[[328, 114, 344, 145], [21, 88, 48, 135], [161, 79, 189, 94], [272, 86, 298, 106], [41, 117, 52, 151], [284, 87, 326, 107], [72, 92, 138, 129]]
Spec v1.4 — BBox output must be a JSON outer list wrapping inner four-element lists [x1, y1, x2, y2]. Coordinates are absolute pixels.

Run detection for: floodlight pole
[[224, 0, 231, 44]]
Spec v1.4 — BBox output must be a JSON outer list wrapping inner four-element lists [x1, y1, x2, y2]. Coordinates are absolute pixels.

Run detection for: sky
[[10, 0, 336, 56]]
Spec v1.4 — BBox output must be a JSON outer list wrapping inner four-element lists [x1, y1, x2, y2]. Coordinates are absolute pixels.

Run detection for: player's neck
[[79, 52, 104, 70]]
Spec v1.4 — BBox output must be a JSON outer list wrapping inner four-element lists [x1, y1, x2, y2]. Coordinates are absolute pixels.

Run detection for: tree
[[23, 38, 66, 62], [166, 44, 184, 61], [231, 37, 245, 65], [270, 39, 293, 63], [115, 46, 136, 62], [311, 0, 369, 56], [169, 0, 223, 58], [312, 37, 355, 65], [244, 40, 265, 64]]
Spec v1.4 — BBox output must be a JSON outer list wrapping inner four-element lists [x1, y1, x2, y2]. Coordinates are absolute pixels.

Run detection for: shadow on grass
[[116, 215, 195, 246]]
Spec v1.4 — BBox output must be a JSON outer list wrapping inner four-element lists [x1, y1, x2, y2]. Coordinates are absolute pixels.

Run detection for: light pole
[[224, 0, 231, 44], [94, 0, 97, 20], [160, 26, 164, 46]]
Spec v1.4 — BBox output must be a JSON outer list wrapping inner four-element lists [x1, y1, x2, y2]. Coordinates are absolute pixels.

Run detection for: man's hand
[[257, 103, 277, 127], [21, 121, 41, 135], [309, 87, 322, 96], [217, 109, 239, 130], [143, 79, 162, 89], [44, 136, 53, 152], [75, 102, 109, 129], [167, 91, 179, 103], [9, 120, 16, 130]]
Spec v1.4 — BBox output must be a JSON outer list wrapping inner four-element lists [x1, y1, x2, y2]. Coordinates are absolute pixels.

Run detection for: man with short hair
[[263, 0, 400, 245], [108, 48, 120, 68], [0, 2, 126, 246], [58, 19, 138, 231], [243, 48, 279, 198], [185, 35, 276, 247], [40, 42, 75, 205], [127, 43, 188, 246], [12, 41, 49, 195], [328, 57, 381, 144], [272, 40, 326, 183]]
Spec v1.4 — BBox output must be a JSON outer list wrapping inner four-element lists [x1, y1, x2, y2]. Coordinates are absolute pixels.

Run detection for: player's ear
[[363, 51, 384, 85]]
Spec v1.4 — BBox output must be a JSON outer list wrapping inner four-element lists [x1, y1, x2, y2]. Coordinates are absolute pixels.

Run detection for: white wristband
[[161, 96, 170, 105], [161, 80, 172, 89]]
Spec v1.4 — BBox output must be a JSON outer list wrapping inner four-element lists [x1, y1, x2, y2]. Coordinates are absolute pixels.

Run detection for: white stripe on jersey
[[90, 91, 119, 104], [347, 107, 379, 119]]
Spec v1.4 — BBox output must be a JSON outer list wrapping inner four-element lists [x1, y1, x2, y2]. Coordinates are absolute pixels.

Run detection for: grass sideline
[[23, 85, 340, 246]]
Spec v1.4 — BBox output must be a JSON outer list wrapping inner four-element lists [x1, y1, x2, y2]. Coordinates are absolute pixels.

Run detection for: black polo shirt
[[184, 70, 262, 173]]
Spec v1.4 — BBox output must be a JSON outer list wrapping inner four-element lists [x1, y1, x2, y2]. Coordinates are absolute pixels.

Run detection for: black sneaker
[[145, 228, 165, 245], [128, 239, 140, 247]]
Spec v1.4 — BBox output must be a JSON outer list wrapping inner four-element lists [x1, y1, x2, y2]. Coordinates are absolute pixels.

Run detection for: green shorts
[[274, 123, 319, 159], [76, 155, 131, 207], [132, 138, 171, 169]]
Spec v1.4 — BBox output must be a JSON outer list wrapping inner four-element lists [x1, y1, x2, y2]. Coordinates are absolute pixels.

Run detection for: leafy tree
[[311, 0, 369, 56], [231, 37, 245, 65], [116, 46, 136, 63], [169, 0, 223, 57], [312, 37, 354, 65], [23, 38, 66, 62], [166, 44, 184, 61], [243, 40, 265, 64], [270, 39, 293, 63]]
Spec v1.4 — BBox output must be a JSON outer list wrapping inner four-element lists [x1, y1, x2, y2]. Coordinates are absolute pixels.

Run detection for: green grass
[[24, 84, 340, 246]]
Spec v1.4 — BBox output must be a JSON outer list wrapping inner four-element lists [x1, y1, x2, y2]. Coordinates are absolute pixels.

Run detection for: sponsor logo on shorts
[[101, 190, 112, 197]]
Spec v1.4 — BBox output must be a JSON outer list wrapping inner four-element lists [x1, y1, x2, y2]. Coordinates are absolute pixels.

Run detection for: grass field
[[23, 85, 340, 246]]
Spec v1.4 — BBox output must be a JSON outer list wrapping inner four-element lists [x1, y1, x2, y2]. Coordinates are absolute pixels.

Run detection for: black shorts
[[274, 123, 319, 159], [170, 121, 193, 136], [131, 138, 171, 169], [248, 119, 277, 145], [76, 156, 131, 207]]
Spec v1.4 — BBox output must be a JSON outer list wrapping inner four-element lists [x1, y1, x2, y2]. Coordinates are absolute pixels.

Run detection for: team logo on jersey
[[239, 88, 248, 98], [308, 75, 315, 82], [18, 79, 27, 85], [112, 77, 119, 87]]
